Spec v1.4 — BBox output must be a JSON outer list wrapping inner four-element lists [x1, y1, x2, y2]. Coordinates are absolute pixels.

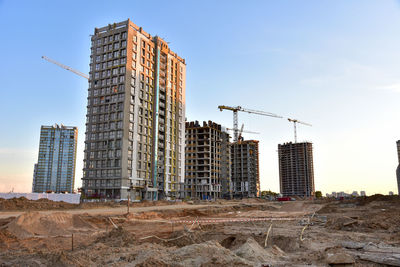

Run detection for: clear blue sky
[[1, 0, 399, 195]]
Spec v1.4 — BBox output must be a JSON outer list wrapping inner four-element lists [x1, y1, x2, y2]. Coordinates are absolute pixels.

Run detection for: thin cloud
[[376, 83, 400, 93]]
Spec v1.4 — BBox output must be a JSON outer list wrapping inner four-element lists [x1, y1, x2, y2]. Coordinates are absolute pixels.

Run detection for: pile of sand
[[0, 197, 78, 211], [5, 211, 96, 238]]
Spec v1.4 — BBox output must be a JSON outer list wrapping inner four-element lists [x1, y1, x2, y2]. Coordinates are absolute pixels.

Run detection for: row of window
[[88, 149, 122, 159], [85, 139, 123, 151], [89, 103, 123, 114], [88, 112, 124, 123], [91, 85, 124, 97], [87, 159, 121, 169], [86, 130, 123, 141], [94, 41, 127, 54], [94, 32, 127, 46]]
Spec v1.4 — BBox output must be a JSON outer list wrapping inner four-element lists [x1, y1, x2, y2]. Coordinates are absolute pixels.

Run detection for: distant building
[[278, 142, 315, 198], [351, 191, 359, 197], [389, 191, 394, 196], [184, 121, 229, 200], [360, 191, 366, 197], [231, 140, 260, 198], [32, 124, 78, 193], [396, 140, 400, 194]]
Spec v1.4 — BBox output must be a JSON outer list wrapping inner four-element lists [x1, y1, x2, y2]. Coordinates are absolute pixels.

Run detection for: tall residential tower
[[278, 142, 315, 198], [82, 19, 186, 201], [32, 124, 78, 193]]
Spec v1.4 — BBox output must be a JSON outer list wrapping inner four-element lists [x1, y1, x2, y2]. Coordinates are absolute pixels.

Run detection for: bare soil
[[0, 195, 399, 266]]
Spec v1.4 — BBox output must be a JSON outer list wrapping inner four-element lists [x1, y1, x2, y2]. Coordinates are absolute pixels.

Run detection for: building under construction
[[278, 142, 315, 198], [396, 140, 400, 194], [220, 130, 232, 198], [231, 140, 260, 198], [185, 121, 229, 200]]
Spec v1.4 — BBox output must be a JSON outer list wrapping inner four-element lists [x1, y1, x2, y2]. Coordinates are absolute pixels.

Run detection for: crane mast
[[287, 118, 312, 143]]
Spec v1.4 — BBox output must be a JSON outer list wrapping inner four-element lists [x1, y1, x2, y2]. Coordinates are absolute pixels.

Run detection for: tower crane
[[226, 124, 260, 141], [225, 127, 260, 135], [287, 118, 312, 143], [42, 56, 89, 80], [218, 105, 282, 142]]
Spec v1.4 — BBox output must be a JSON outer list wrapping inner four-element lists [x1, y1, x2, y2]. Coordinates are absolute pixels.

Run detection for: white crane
[[42, 56, 89, 80], [287, 118, 312, 143]]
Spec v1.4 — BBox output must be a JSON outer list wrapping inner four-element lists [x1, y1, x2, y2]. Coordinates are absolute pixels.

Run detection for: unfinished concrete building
[[220, 130, 232, 198], [278, 142, 315, 198], [231, 140, 260, 198], [396, 140, 400, 194], [185, 121, 229, 200]]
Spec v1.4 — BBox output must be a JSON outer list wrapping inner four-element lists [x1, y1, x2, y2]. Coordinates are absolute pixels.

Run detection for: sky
[[0, 0, 399, 195]]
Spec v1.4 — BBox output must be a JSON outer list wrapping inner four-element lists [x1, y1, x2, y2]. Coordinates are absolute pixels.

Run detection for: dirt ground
[[0, 195, 399, 266]]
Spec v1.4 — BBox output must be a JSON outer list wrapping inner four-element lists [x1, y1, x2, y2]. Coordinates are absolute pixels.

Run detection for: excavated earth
[[0, 195, 399, 266]]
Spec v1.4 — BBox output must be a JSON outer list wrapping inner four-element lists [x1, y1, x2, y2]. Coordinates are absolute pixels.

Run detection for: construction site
[[2, 13, 399, 266], [0, 195, 399, 266]]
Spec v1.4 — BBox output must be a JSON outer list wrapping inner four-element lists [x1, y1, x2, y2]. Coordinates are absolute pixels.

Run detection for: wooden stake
[[71, 233, 74, 251]]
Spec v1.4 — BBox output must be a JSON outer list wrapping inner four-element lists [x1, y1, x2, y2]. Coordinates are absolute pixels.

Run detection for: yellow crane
[[42, 56, 89, 80], [218, 105, 282, 142], [287, 118, 312, 143]]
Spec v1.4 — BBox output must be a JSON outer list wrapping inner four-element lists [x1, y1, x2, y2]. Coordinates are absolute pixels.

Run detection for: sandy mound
[[95, 226, 136, 246], [172, 240, 253, 266], [234, 237, 272, 263], [0, 197, 78, 211], [6, 212, 96, 238]]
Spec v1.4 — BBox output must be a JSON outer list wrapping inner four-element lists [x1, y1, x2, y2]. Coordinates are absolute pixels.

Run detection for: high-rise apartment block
[[82, 19, 186, 201], [278, 142, 315, 198], [185, 121, 229, 199], [32, 124, 78, 193], [231, 140, 260, 198], [396, 140, 400, 194]]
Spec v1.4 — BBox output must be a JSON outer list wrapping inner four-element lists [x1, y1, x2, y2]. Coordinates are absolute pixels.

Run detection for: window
[[122, 32, 127, 39], [121, 40, 126, 47], [114, 42, 120, 49]]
